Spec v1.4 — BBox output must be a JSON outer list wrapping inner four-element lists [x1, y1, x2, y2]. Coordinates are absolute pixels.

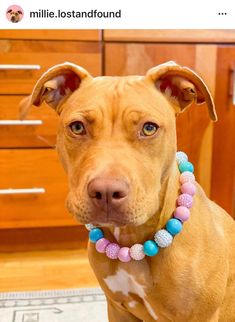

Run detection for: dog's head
[[7, 9, 23, 22], [20, 62, 216, 227]]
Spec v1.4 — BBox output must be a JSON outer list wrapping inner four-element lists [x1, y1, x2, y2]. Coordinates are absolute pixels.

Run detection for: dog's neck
[[104, 161, 180, 246]]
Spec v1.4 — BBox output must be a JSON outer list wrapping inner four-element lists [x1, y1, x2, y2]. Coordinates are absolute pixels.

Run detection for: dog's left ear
[[146, 61, 217, 121], [17, 10, 23, 14]]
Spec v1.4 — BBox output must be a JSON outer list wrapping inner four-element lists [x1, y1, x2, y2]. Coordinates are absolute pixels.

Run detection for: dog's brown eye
[[141, 122, 159, 136], [69, 121, 86, 135]]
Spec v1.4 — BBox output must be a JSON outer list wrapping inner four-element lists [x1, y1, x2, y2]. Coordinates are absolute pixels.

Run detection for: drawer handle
[[0, 120, 43, 126], [0, 188, 45, 195], [0, 64, 41, 71]]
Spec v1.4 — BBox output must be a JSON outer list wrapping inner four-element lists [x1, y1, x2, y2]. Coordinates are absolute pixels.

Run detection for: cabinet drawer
[[104, 30, 235, 43], [0, 96, 58, 148], [0, 30, 101, 41], [0, 149, 78, 229], [0, 40, 102, 94]]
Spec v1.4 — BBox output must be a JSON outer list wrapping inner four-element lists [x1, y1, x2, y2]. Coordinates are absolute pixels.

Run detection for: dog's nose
[[87, 178, 129, 209]]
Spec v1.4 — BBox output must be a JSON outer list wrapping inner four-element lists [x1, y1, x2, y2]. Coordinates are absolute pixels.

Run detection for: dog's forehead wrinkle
[[67, 77, 171, 125], [64, 107, 104, 124]]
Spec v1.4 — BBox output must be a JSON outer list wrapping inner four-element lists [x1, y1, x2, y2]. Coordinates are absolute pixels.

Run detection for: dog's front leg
[[107, 298, 142, 322]]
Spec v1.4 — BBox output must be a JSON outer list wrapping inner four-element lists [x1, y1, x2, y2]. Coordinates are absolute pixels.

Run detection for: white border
[[0, 0, 234, 29]]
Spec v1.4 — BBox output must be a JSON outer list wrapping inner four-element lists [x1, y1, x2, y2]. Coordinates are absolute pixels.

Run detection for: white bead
[[130, 244, 145, 261], [154, 229, 173, 248], [85, 223, 96, 231], [176, 151, 188, 164]]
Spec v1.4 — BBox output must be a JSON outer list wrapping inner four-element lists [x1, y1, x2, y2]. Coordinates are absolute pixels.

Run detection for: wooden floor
[[0, 249, 99, 292]]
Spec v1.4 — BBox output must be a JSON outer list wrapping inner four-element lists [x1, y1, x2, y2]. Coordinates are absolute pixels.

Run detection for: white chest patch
[[103, 268, 146, 297], [104, 268, 158, 320]]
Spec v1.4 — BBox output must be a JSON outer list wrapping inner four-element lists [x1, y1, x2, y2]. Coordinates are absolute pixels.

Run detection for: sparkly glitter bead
[[179, 171, 195, 184], [154, 229, 173, 248], [118, 247, 131, 262], [177, 193, 193, 208], [174, 206, 190, 222], [130, 244, 145, 260], [89, 228, 104, 243], [106, 243, 120, 259], [179, 161, 194, 173], [85, 223, 96, 231], [166, 218, 183, 236], [95, 238, 110, 253], [143, 240, 159, 257], [181, 182, 196, 196], [176, 151, 188, 164]]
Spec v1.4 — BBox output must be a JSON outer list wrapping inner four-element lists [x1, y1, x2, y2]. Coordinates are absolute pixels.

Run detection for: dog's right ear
[[7, 9, 12, 13], [19, 62, 92, 119]]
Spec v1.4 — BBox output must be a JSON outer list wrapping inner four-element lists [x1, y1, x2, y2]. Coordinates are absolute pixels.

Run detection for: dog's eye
[[141, 122, 159, 136], [69, 121, 86, 135]]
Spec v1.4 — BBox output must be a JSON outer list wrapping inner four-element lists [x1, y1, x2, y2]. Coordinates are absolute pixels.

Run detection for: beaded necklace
[[85, 152, 196, 262]]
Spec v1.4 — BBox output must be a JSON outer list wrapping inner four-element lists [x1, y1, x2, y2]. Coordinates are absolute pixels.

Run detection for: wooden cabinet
[[105, 42, 218, 198], [211, 46, 235, 216], [0, 30, 102, 238]]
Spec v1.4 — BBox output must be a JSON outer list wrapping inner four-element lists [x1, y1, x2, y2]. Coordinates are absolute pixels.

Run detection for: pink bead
[[106, 243, 120, 259], [177, 193, 193, 208], [181, 182, 196, 196], [130, 244, 145, 261], [118, 247, 131, 262], [179, 171, 195, 184], [174, 206, 190, 222], [95, 238, 110, 253]]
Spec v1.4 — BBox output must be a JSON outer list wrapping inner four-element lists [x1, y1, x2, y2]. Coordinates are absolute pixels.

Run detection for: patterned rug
[[0, 287, 108, 322]]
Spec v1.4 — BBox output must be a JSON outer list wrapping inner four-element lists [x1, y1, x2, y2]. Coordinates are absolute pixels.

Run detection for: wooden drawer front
[[104, 30, 235, 43], [105, 43, 196, 75], [0, 40, 102, 94], [105, 43, 217, 197], [0, 96, 58, 148], [0, 30, 101, 41], [211, 46, 235, 216], [0, 149, 78, 229]]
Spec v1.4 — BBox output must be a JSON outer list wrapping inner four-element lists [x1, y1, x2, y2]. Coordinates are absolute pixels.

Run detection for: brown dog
[[7, 9, 23, 23], [20, 61, 235, 322]]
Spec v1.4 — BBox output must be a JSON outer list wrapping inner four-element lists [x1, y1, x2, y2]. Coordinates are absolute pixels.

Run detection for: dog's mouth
[[83, 209, 131, 227], [66, 195, 130, 227], [10, 16, 19, 22]]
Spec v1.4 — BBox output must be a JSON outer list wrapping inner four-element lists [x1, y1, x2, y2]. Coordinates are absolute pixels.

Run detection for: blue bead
[[166, 219, 183, 236], [89, 228, 104, 243], [143, 240, 159, 256], [179, 161, 194, 173]]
